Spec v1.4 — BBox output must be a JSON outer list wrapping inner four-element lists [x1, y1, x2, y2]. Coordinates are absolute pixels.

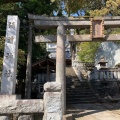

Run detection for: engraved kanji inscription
[[4, 70, 12, 77], [8, 22, 15, 29], [49, 117, 55, 120], [5, 53, 13, 59], [7, 36, 14, 44]]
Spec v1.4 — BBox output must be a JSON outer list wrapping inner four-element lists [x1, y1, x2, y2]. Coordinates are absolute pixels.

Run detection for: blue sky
[[53, 1, 85, 17]]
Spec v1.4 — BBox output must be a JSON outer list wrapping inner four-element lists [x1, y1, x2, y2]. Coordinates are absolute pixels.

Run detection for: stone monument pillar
[[0, 15, 20, 120], [1, 15, 20, 94], [56, 25, 66, 115]]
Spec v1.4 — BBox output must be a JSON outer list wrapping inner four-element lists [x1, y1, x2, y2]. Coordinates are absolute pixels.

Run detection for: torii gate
[[28, 14, 120, 118], [1, 14, 120, 120]]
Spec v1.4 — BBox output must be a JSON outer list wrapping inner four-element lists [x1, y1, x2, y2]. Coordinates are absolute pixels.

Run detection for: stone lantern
[[98, 57, 108, 69]]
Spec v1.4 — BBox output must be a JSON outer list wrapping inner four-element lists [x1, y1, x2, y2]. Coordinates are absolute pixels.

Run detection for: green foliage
[[111, 28, 120, 34], [64, 0, 120, 62], [0, 0, 120, 80], [64, 0, 120, 16], [64, 0, 105, 16], [64, 0, 83, 15], [90, 0, 120, 16], [32, 43, 47, 62], [20, 0, 58, 15], [0, 0, 59, 80], [78, 42, 101, 62]]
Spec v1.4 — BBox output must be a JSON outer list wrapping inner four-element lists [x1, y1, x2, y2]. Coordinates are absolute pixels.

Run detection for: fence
[[89, 68, 120, 81]]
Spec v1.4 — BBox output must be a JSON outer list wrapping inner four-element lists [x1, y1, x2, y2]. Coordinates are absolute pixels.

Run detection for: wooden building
[[31, 58, 71, 99]]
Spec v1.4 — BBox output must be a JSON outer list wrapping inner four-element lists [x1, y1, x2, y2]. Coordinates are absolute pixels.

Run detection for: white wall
[[95, 42, 120, 68], [46, 40, 71, 58]]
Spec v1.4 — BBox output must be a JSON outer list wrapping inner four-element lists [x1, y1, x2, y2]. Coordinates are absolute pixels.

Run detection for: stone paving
[[67, 102, 120, 120]]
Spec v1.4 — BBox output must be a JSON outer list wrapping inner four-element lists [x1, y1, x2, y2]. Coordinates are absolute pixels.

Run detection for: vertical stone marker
[[1, 15, 20, 94]]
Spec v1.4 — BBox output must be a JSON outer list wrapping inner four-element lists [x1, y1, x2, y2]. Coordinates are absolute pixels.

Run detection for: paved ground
[[67, 102, 120, 120]]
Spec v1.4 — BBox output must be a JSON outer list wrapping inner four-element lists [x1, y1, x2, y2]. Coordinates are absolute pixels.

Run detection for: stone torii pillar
[[25, 23, 33, 99], [56, 25, 66, 115]]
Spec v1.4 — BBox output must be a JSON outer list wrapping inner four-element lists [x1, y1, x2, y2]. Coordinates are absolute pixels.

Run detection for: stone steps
[[66, 93, 95, 97], [66, 67, 98, 104], [67, 97, 97, 102], [67, 100, 98, 104], [67, 90, 92, 93], [66, 92, 94, 96]]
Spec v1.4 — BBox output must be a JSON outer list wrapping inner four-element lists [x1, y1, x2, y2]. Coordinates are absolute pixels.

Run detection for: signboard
[[91, 18, 104, 38]]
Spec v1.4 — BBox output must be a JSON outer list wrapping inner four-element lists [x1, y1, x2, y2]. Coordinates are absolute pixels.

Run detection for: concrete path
[[67, 103, 120, 120]]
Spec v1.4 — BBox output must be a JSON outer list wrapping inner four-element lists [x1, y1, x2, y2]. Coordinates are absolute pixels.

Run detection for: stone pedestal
[[44, 92, 62, 120], [43, 82, 62, 120]]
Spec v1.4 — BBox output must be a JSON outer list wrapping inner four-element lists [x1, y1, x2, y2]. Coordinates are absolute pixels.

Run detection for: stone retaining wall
[[0, 95, 44, 120]]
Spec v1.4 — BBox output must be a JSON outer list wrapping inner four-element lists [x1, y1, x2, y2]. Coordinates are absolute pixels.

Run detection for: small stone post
[[56, 25, 66, 115]]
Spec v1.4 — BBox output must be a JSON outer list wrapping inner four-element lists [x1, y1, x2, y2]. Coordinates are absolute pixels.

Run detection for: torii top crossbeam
[[28, 14, 120, 43], [28, 14, 120, 29]]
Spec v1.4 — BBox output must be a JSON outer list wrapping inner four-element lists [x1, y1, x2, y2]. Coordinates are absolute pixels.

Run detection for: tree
[[0, 0, 59, 69], [0, 0, 26, 4], [64, 0, 120, 62], [90, 0, 120, 16], [0, 0, 59, 97], [64, 0, 105, 16], [78, 42, 101, 62]]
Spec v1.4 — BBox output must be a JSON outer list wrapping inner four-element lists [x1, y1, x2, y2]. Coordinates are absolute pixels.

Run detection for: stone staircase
[[66, 67, 98, 104]]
